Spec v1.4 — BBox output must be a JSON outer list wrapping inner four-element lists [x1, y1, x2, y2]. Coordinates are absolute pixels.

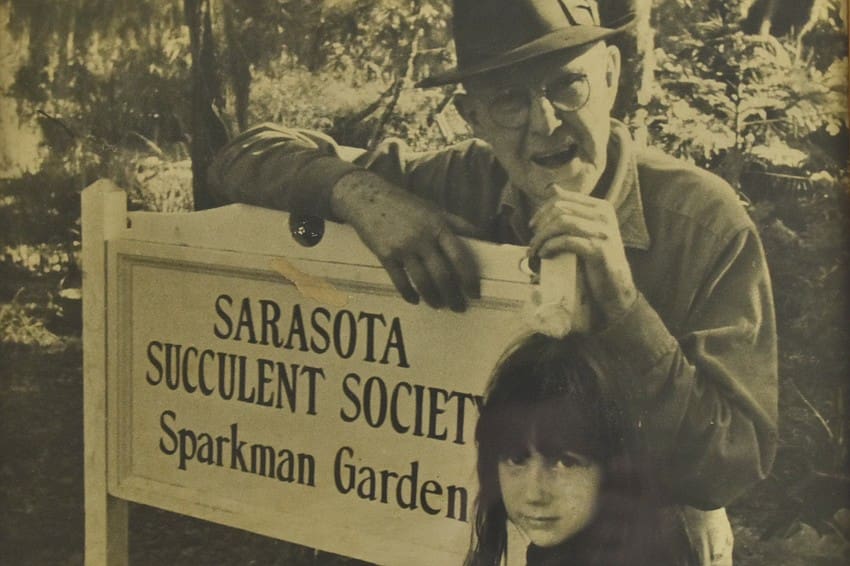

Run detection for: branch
[[428, 86, 458, 124], [741, 117, 791, 126], [751, 171, 811, 181], [788, 377, 836, 442], [37, 110, 119, 158], [37, 110, 78, 139]]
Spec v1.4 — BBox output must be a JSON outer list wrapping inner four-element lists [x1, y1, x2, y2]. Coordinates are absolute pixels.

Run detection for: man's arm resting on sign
[[582, 227, 778, 509], [207, 123, 481, 310], [330, 170, 480, 311]]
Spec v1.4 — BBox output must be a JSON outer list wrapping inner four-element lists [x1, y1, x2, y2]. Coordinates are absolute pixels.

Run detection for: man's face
[[456, 42, 621, 208]]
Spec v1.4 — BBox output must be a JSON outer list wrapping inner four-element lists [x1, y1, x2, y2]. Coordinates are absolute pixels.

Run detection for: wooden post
[[82, 180, 129, 566]]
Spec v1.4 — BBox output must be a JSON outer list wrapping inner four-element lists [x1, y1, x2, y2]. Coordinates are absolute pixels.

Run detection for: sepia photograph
[[1, 0, 848, 564]]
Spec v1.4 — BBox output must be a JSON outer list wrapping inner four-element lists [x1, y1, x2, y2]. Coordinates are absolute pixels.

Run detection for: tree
[[184, 0, 228, 210], [650, 0, 847, 188]]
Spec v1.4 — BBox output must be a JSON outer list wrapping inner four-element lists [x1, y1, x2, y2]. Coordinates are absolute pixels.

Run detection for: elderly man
[[207, 0, 777, 563]]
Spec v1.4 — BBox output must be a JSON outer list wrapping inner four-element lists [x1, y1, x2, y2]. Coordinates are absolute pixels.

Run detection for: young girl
[[466, 334, 695, 566]]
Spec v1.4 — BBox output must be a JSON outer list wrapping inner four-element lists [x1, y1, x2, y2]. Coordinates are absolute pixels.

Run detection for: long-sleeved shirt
[[207, 121, 778, 510]]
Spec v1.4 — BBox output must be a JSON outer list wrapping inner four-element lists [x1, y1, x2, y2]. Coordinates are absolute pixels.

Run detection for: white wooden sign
[[82, 179, 586, 565]]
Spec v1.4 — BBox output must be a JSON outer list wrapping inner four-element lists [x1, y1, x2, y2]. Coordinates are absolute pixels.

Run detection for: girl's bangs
[[480, 394, 609, 462]]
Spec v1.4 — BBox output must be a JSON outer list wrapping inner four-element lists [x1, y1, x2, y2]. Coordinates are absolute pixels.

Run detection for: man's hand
[[528, 184, 637, 327], [331, 170, 481, 311]]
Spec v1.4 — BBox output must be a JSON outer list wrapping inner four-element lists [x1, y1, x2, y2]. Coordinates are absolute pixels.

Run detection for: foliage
[[245, 0, 456, 149], [756, 173, 849, 463], [0, 163, 81, 247], [5, 0, 190, 149], [0, 0, 192, 272], [0, 293, 60, 347], [649, 0, 848, 187], [249, 65, 384, 135], [126, 155, 194, 212]]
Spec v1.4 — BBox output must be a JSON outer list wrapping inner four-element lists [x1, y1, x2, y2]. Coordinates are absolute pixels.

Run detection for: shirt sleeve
[[582, 226, 778, 509], [205, 123, 362, 218], [205, 123, 507, 228]]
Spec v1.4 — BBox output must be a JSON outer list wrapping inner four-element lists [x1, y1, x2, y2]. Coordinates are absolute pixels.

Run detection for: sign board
[[82, 180, 586, 565]]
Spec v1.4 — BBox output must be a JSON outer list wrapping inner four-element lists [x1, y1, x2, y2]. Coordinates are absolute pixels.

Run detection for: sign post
[[82, 180, 130, 566], [82, 180, 587, 565]]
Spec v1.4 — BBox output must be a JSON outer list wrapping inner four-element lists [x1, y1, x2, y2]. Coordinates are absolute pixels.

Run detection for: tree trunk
[[222, 0, 251, 131], [185, 0, 229, 211]]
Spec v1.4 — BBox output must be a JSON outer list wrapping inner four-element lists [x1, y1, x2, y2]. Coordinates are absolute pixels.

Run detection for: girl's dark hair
[[465, 334, 689, 566]]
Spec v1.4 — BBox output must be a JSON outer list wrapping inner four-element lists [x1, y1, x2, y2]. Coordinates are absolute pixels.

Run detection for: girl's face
[[498, 446, 602, 548]]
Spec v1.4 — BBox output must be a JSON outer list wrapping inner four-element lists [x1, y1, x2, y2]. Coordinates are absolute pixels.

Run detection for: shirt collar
[[497, 119, 651, 251]]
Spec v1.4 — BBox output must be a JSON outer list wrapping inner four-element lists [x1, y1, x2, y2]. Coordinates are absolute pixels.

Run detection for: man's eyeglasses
[[484, 74, 591, 130]]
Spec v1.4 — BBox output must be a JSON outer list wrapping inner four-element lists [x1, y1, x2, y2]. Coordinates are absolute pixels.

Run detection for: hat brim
[[416, 22, 631, 88]]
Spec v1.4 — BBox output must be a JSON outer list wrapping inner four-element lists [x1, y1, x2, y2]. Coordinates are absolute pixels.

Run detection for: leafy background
[[0, 0, 848, 564]]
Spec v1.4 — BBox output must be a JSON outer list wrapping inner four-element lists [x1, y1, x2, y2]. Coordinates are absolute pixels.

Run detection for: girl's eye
[[555, 452, 591, 468], [501, 451, 530, 466]]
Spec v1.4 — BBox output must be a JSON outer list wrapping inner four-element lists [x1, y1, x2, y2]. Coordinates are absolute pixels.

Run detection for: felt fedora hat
[[416, 0, 635, 88]]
